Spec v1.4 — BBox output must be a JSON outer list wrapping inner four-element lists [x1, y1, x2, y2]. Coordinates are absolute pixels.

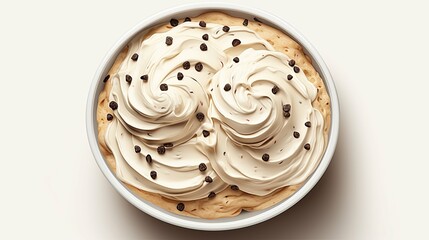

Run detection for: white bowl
[[86, 2, 339, 231]]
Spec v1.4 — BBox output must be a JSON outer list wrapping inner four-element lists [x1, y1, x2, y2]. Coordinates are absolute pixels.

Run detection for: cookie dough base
[[97, 12, 331, 219]]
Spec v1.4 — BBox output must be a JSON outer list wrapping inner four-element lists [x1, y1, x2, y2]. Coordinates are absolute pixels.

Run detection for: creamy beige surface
[[97, 12, 331, 219]]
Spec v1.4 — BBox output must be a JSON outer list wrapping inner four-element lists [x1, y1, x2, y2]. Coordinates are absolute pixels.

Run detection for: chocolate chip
[[272, 85, 280, 94], [254, 17, 262, 23], [202, 130, 210, 137], [196, 112, 205, 122], [305, 121, 311, 127], [222, 26, 230, 32], [283, 104, 291, 112], [103, 75, 110, 83], [134, 145, 141, 153], [243, 19, 248, 26], [184, 17, 191, 22], [233, 57, 239, 63], [160, 83, 168, 91], [170, 18, 179, 27], [195, 62, 203, 72], [140, 74, 148, 81], [208, 191, 216, 198], [200, 43, 207, 51], [202, 33, 209, 41], [289, 59, 295, 67], [262, 153, 270, 162], [199, 163, 207, 172], [165, 36, 173, 45], [125, 74, 132, 83], [294, 66, 300, 73], [157, 145, 166, 154], [183, 61, 190, 70], [150, 171, 157, 179], [106, 113, 113, 121], [231, 185, 239, 191], [109, 101, 118, 110], [232, 39, 241, 47], [304, 143, 311, 150], [199, 21, 206, 27], [287, 74, 293, 80], [176, 203, 185, 211], [131, 53, 139, 61], [177, 72, 184, 80], [146, 154, 152, 163], [205, 176, 213, 183], [283, 112, 291, 118], [224, 83, 231, 91], [293, 131, 300, 138], [164, 143, 173, 148]]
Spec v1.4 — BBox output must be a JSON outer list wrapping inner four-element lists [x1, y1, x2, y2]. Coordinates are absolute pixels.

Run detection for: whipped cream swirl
[[208, 49, 326, 196], [105, 21, 276, 200]]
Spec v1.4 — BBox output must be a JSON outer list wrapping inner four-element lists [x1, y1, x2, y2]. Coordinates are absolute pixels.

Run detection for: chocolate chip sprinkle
[[304, 143, 311, 150], [165, 36, 173, 45], [150, 170, 157, 179], [106, 113, 113, 121], [287, 74, 293, 80], [224, 83, 231, 91], [199, 21, 206, 27], [202, 33, 209, 41], [283, 104, 291, 112], [170, 18, 179, 27], [196, 112, 205, 122], [294, 66, 300, 73], [283, 112, 291, 118], [231, 185, 239, 191], [103, 75, 110, 83], [162, 143, 173, 148], [140, 74, 148, 81], [134, 145, 141, 153], [176, 203, 185, 211], [272, 85, 280, 94], [202, 130, 210, 137], [288, 59, 296, 67], [233, 57, 239, 63], [232, 39, 241, 47], [199, 163, 207, 172], [195, 62, 203, 72], [222, 26, 230, 32], [254, 17, 262, 23], [293, 131, 300, 138], [157, 145, 166, 154], [177, 72, 184, 80], [184, 17, 191, 22], [200, 43, 207, 51], [262, 153, 270, 162], [131, 53, 139, 61], [125, 74, 132, 83], [160, 83, 168, 91], [146, 154, 152, 163], [205, 176, 213, 183], [109, 101, 118, 110], [208, 191, 216, 199], [243, 19, 249, 26], [183, 61, 190, 70], [305, 121, 311, 127]]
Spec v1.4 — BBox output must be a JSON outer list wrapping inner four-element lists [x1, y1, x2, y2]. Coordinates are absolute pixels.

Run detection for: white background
[[1, 0, 428, 239]]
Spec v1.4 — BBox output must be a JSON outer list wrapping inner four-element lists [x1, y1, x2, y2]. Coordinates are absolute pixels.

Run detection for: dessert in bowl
[[87, 3, 338, 230]]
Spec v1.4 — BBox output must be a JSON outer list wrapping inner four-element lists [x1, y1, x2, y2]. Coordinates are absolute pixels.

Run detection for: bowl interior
[[87, 2, 339, 231]]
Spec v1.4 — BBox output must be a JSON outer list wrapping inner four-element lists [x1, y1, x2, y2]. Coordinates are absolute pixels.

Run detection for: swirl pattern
[[104, 21, 325, 200]]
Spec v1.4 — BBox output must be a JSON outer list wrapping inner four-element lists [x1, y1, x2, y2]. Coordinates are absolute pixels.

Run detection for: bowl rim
[[86, 2, 339, 231]]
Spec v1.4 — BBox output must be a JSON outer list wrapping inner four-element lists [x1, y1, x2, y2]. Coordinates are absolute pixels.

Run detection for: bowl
[[86, 2, 339, 231]]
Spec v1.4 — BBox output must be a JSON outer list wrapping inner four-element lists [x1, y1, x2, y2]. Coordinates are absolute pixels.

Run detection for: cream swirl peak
[[208, 49, 326, 196], [105, 21, 276, 201]]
